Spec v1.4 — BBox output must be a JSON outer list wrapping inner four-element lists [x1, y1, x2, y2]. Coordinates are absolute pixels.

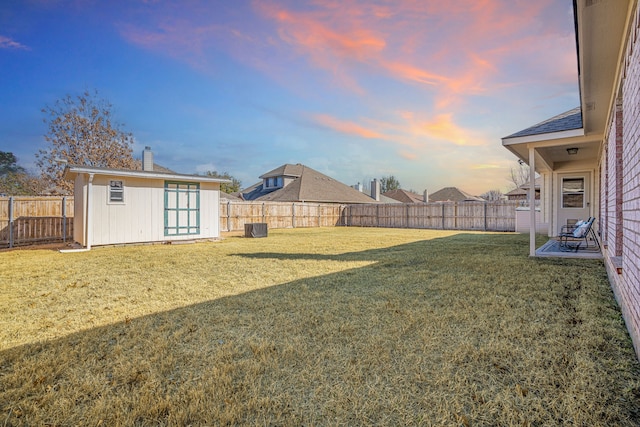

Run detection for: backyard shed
[[63, 165, 230, 248]]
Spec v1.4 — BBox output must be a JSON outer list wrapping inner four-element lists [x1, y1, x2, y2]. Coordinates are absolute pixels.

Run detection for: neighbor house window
[[562, 178, 585, 208], [109, 180, 124, 203], [265, 177, 280, 189], [164, 181, 200, 236]]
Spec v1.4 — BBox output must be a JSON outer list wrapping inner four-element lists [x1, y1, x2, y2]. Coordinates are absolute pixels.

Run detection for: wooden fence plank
[[1, 196, 517, 247], [347, 201, 518, 232]]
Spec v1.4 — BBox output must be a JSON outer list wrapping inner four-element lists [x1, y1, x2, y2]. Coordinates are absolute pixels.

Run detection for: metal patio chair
[[558, 217, 600, 252]]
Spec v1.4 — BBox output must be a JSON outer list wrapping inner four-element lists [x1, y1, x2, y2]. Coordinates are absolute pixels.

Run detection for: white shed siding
[[80, 176, 220, 246], [73, 174, 87, 246]]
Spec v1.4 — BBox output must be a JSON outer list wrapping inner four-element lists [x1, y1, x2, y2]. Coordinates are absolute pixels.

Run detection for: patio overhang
[[502, 128, 600, 174]]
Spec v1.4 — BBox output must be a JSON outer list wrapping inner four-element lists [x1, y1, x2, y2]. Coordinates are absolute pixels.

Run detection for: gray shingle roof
[[429, 187, 483, 202], [259, 164, 304, 179], [383, 189, 424, 203], [505, 107, 582, 138], [242, 164, 378, 204]]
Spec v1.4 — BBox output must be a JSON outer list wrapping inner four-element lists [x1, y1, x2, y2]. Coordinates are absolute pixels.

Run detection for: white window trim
[[561, 177, 585, 209], [108, 179, 125, 204]]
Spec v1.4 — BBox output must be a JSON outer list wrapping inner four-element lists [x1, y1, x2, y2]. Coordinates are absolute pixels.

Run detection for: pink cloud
[[313, 114, 385, 139], [0, 36, 29, 50]]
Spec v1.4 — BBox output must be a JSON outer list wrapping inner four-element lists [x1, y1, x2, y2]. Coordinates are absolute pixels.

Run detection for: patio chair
[[558, 217, 599, 251]]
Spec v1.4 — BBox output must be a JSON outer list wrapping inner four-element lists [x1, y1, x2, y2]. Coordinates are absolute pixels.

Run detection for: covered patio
[[502, 107, 602, 258], [535, 238, 602, 259]]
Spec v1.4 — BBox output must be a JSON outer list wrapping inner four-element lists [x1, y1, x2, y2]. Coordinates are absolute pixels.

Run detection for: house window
[[109, 180, 124, 203], [562, 178, 585, 208], [164, 181, 200, 236], [265, 177, 281, 189]]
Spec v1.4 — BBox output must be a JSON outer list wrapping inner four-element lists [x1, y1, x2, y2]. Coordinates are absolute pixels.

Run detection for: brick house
[[502, 0, 640, 358]]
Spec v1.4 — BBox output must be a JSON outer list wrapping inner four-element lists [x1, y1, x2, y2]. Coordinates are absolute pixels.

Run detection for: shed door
[[557, 173, 590, 229], [164, 181, 200, 236]]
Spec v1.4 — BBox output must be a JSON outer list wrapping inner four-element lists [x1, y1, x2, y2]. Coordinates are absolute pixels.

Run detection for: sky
[[0, 0, 579, 195]]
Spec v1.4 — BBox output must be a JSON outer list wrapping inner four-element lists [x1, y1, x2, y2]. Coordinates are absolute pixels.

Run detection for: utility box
[[244, 223, 268, 238]]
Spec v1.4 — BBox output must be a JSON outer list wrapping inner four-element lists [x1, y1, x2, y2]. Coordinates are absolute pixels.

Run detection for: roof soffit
[[577, 0, 633, 135]]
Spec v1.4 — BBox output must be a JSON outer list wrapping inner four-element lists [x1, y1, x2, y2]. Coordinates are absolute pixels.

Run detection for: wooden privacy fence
[[221, 201, 344, 231], [344, 201, 518, 232], [0, 197, 74, 248], [0, 197, 517, 247]]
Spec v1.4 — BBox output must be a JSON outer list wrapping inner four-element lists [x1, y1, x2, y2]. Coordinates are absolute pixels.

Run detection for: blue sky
[[1, 0, 579, 195]]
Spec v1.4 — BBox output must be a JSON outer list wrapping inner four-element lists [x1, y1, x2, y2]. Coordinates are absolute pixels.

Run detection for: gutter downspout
[[86, 173, 94, 250], [529, 146, 537, 257]]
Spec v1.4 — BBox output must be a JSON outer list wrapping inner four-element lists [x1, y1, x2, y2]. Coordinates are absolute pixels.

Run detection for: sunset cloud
[[28, 0, 578, 195], [313, 114, 386, 139]]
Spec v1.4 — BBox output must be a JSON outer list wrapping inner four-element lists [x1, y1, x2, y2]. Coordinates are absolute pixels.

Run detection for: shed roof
[[63, 165, 231, 184]]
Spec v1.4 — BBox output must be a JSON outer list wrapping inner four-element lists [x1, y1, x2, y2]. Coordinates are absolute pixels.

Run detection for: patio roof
[[504, 107, 582, 139]]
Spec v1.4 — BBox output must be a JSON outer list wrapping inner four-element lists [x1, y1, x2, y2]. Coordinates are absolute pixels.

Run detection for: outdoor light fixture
[[567, 147, 579, 155]]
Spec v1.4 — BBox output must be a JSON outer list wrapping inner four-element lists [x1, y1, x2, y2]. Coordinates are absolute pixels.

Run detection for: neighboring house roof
[[220, 192, 243, 201], [429, 187, 483, 202], [259, 163, 304, 179], [505, 107, 583, 139], [378, 194, 403, 204], [383, 189, 424, 203], [505, 177, 542, 197], [130, 159, 176, 174], [241, 163, 379, 204], [63, 165, 231, 184]]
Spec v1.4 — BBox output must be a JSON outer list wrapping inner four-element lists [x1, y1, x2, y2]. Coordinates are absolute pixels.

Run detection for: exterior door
[[557, 172, 591, 230]]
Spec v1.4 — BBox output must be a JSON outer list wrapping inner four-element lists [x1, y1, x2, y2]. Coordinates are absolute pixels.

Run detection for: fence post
[[292, 203, 296, 228], [62, 196, 67, 243], [8, 196, 14, 248], [406, 204, 410, 229], [484, 202, 488, 231], [318, 204, 321, 227], [262, 202, 266, 223], [442, 203, 445, 230], [227, 201, 231, 232]]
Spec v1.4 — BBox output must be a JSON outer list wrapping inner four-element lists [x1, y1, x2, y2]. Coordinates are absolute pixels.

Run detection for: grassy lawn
[[1, 227, 639, 426]]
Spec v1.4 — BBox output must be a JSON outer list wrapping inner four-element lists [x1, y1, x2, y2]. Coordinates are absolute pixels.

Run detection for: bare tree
[[480, 189, 504, 201], [37, 90, 137, 193], [509, 161, 530, 190]]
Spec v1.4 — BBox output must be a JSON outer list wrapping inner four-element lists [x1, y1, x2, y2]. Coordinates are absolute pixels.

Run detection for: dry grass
[[1, 227, 639, 426]]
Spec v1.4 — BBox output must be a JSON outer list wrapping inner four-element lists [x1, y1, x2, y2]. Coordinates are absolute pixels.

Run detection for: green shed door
[[164, 181, 200, 236]]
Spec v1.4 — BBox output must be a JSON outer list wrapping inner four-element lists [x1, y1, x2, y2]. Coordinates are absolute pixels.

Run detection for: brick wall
[[604, 106, 619, 253], [608, 6, 640, 358]]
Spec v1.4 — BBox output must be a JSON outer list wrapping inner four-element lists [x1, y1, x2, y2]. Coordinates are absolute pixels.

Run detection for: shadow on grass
[[1, 233, 639, 426]]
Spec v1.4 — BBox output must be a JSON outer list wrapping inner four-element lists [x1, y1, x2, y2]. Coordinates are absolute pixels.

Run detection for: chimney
[[371, 178, 380, 201], [423, 190, 429, 203], [142, 146, 153, 171], [352, 182, 363, 192]]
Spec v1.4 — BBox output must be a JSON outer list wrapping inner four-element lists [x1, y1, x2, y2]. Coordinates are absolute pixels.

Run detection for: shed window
[[109, 180, 124, 203], [164, 181, 200, 236]]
